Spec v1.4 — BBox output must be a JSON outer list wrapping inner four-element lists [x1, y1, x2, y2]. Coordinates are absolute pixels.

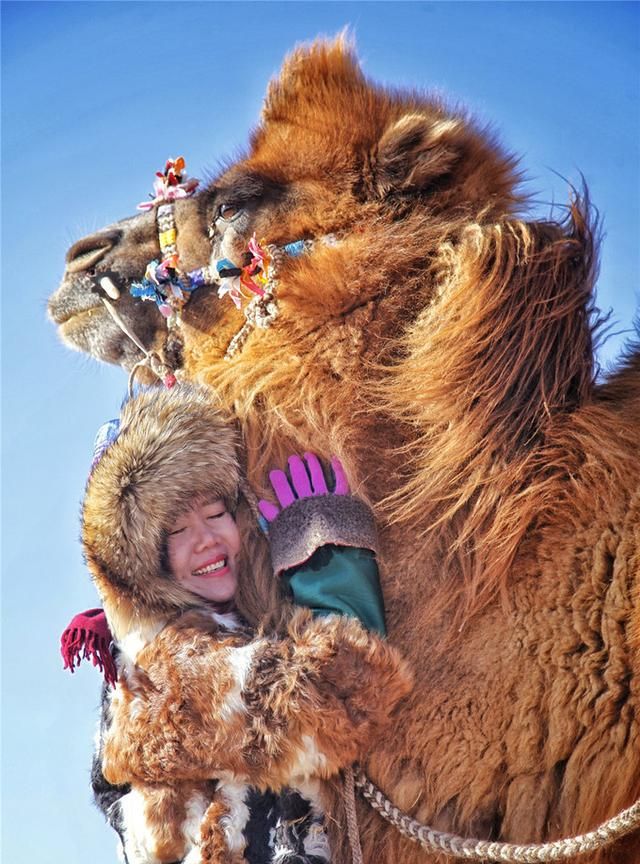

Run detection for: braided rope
[[354, 770, 640, 862], [223, 235, 332, 359], [343, 765, 365, 864], [224, 290, 280, 359], [157, 203, 178, 257]]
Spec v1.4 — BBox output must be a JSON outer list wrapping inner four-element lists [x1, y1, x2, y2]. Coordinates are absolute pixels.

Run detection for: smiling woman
[[78, 383, 408, 863]]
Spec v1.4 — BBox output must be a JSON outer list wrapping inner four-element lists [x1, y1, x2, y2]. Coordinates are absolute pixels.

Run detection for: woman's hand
[[257, 452, 385, 633], [258, 453, 349, 522]]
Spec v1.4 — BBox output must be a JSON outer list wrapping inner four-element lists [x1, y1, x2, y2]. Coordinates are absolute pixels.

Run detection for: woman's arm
[[261, 454, 387, 633], [94, 674, 203, 864], [103, 609, 411, 789]]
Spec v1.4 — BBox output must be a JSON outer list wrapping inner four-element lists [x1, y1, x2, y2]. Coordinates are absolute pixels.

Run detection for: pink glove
[[258, 453, 349, 522]]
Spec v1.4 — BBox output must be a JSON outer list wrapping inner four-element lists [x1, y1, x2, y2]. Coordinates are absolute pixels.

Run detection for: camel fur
[[50, 38, 640, 863]]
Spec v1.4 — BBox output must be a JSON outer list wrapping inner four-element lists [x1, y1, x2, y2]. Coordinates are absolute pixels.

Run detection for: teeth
[[99, 276, 120, 300], [193, 559, 226, 576]]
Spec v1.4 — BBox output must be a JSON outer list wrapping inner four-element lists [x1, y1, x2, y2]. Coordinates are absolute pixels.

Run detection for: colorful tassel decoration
[[137, 156, 199, 211]]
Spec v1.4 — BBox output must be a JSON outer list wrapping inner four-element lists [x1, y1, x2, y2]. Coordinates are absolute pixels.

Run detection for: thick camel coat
[[50, 39, 640, 863]]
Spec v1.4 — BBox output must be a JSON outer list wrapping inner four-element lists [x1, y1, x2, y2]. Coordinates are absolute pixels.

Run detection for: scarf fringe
[[61, 625, 117, 687]]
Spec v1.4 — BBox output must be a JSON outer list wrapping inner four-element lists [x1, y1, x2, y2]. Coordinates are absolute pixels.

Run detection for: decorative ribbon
[[137, 156, 199, 212], [130, 158, 200, 322], [130, 255, 195, 320], [128, 155, 338, 358]]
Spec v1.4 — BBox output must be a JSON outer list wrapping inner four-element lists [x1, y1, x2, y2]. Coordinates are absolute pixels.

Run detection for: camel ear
[[375, 114, 462, 196]]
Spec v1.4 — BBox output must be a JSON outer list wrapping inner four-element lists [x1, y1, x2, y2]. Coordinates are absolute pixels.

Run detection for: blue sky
[[2, 2, 638, 861]]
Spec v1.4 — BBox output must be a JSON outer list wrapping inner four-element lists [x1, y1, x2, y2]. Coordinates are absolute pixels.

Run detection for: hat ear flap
[[375, 114, 462, 197], [237, 478, 262, 524]]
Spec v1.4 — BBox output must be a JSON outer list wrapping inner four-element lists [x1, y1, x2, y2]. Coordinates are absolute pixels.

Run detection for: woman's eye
[[168, 526, 186, 537], [218, 203, 241, 221], [206, 510, 226, 521]]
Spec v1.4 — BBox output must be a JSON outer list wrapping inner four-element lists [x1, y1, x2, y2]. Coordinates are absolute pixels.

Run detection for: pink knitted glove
[[258, 453, 349, 522]]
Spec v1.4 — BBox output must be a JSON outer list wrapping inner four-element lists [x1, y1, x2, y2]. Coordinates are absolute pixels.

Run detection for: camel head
[[48, 193, 213, 373], [50, 38, 522, 382]]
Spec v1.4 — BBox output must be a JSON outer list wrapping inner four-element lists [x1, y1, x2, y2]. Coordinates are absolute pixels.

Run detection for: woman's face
[[167, 499, 241, 604]]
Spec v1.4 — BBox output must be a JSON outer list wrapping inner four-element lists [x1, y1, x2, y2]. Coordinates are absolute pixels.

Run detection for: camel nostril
[[66, 230, 122, 274], [66, 246, 109, 273]]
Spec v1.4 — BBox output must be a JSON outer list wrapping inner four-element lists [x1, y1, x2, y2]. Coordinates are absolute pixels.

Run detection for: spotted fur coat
[[92, 606, 409, 863]]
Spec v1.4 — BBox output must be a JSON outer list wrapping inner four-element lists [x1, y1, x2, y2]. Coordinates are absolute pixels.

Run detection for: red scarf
[[60, 608, 117, 687]]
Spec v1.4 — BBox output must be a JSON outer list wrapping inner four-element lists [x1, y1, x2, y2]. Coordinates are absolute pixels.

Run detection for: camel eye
[[218, 203, 242, 221]]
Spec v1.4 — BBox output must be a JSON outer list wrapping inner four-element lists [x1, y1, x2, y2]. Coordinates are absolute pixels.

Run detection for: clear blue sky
[[2, 2, 638, 861]]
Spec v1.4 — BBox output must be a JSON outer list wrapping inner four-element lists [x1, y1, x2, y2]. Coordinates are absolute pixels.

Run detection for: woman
[[64, 383, 411, 863]]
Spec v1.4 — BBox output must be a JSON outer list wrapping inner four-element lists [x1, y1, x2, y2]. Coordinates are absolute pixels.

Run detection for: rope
[[100, 297, 175, 396], [224, 275, 280, 359], [354, 769, 640, 862], [101, 296, 150, 355], [343, 765, 364, 864]]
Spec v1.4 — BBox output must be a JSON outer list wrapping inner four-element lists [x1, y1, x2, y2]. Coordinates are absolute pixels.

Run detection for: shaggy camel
[[50, 39, 640, 863]]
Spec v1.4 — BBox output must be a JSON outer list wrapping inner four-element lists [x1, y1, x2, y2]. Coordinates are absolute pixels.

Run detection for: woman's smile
[[192, 555, 230, 578]]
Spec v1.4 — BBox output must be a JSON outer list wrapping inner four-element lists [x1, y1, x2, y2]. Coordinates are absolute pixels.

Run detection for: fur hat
[[82, 384, 261, 638]]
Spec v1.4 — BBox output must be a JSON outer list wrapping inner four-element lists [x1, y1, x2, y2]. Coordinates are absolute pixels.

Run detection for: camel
[[49, 38, 640, 863]]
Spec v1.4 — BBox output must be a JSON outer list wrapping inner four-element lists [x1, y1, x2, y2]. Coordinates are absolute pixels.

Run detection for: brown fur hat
[[82, 384, 273, 638]]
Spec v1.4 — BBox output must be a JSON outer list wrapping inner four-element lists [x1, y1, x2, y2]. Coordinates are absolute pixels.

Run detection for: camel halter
[[192, 234, 337, 360], [134, 155, 333, 361], [92, 158, 198, 391], [96, 156, 336, 374]]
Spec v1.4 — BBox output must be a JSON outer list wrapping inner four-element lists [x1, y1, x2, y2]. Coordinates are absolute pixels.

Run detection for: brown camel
[[49, 38, 640, 863]]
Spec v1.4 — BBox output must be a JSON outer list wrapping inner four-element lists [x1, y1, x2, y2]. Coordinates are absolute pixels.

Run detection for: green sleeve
[[283, 544, 386, 635]]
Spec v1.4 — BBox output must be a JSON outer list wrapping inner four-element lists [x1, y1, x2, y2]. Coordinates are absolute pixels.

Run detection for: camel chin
[[60, 310, 144, 370]]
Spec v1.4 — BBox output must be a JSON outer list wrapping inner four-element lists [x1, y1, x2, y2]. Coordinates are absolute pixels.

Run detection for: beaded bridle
[[95, 157, 331, 385]]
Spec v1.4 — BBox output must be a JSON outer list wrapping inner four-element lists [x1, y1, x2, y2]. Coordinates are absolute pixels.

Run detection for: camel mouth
[[49, 269, 129, 326], [48, 271, 103, 325], [58, 305, 104, 331], [50, 299, 103, 326], [50, 272, 162, 369]]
